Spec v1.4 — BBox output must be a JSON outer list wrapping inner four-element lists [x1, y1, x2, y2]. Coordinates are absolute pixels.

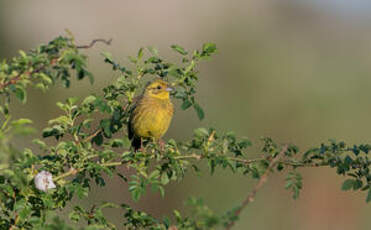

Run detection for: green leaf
[[342, 179, 354, 191], [171, 45, 188, 55], [18, 205, 32, 220], [147, 46, 159, 56], [194, 127, 209, 137], [74, 184, 89, 199], [146, 56, 161, 64], [202, 43, 217, 54], [193, 103, 205, 120], [149, 170, 160, 180], [137, 47, 144, 59], [158, 185, 165, 197], [117, 173, 128, 182], [353, 180, 363, 190], [39, 73, 53, 84], [181, 99, 192, 110], [128, 56, 137, 64], [15, 87, 26, 103], [92, 132, 103, 146], [86, 71, 94, 84], [173, 210, 182, 222], [67, 97, 79, 105], [69, 211, 80, 223], [100, 119, 112, 137], [48, 115, 70, 125], [82, 95, 96, 105], [19, 50, 27, 57], [11, 118, 33, 126], [367, 189, 371, 203], [101, 52, 113, 63], [42, 125, 64, 138], [161, 173, 170, 185], [122, 137, 131, 148]]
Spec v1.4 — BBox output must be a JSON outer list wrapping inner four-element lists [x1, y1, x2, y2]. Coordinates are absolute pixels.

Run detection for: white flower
[[34, 170, 56, 192]]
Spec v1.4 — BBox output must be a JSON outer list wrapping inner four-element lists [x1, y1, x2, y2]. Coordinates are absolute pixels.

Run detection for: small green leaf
[[173, 210, 182, 222], [69, 211, 80, 223], [11, 118, 33, 126], [353, 180, 363, 190], [161, 173, 170, 185], [193, 103, 205, 120], [39, 73, 53, 84], [146, 56, 161, 64], [128, 56, 137, 64], [181, 99, 192, 110], [101, 52, 113, 63], [82, 95, 96, 105], [15, 87, 26, 103], [367, 189, 371, 203], [137, 47, 144, 59], [19, 50, 27, 58], [171, 45, 188, 55], [342, 179, 354, 191], [100, 119, 112, 137], [158, 186, 165, 197], [86, 71, 94, 84], [194, 127, 209, 137], [92, 132, 103, 146], [149, 170, 160, 180], [147, 46, 159, 56], [67, 97, 79, 105], [202, 43, 217, 54]]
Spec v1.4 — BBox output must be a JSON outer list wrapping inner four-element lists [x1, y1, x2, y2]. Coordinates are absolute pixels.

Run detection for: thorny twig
[[76, 38, 112, 49], [225, 145, 288, 230]]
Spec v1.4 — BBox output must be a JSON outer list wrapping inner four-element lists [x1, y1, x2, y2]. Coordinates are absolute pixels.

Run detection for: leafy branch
[[1, 33, 371, 230]]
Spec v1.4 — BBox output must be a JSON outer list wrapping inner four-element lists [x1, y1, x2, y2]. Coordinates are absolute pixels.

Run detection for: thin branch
[[225, 145, 288, 230], [54, 167, 78, 181], [52, 146, 327, 183], [9, 212, 19, 230], [0, 38, 111, 90], [54, 160, 127, 181], [101, 161, 125, 167], [173, 152, 328, 169], [76, 38, 112, 49], [80, 129, 101, 144], [0, 61, 53, 90], [281, 160, 328, 168], [174, 153, 202, 160]]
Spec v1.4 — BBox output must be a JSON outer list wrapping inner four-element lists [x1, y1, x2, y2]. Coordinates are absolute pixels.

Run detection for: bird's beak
[[165, 87, 174, 92]]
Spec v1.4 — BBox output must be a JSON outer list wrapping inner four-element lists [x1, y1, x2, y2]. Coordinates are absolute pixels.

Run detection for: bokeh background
[[2, 1, 371, 229]]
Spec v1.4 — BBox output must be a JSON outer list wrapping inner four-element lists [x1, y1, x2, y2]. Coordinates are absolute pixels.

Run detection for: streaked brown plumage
[[128, 79, 174, 150]]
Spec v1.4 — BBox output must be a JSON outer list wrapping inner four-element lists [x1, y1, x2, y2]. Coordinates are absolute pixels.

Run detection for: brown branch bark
[[0, 61, 53, 90], [76, 38, 112, 49], [225, 145, 288, 230]]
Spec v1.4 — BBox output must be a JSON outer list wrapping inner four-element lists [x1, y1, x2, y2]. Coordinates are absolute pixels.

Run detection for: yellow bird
[[128, 78, 174, 150]]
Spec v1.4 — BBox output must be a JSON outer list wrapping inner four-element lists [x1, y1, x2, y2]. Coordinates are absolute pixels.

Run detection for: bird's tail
[[131, 137, 141, 151]]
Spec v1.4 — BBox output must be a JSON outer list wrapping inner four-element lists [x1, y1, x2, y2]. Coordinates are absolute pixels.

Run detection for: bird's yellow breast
[[130, 95, 173, 139]]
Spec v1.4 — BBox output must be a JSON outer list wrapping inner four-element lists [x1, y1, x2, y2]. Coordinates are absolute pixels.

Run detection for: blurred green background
[[2, 1, 371, 229]]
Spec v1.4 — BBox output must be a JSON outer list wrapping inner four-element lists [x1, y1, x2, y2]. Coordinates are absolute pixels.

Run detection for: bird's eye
[[157, 85, 162, 90]]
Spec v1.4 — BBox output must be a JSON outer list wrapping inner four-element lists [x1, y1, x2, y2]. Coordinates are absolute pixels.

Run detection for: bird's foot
[[158, 139, 166, 152]]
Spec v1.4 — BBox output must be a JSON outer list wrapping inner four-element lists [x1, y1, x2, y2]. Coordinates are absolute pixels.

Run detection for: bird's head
[[144, 79, 173, 100]]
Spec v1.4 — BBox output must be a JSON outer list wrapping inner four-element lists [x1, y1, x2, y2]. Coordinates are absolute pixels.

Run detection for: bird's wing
[[127, 117, 134, 140], [127, 95, 142, 140]]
